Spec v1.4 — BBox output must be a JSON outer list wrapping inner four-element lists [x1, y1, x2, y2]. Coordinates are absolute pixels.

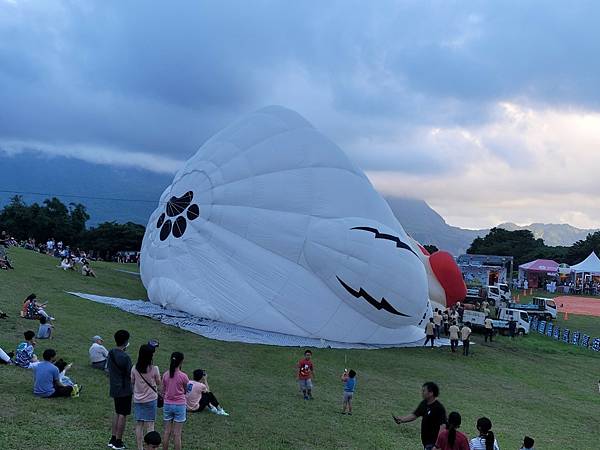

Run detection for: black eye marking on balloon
[[157, 191, 199, 241], [351, 226, 418, 258], [336, 276, 410, 317]]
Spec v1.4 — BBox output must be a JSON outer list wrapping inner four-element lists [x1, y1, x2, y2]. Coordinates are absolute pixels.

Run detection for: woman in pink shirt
[[131, 344, 162, 450], [162, 352, 189, 450]]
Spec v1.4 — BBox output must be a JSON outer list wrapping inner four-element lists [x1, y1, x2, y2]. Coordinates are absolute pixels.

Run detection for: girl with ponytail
[[469, 417, 499, 450], [162, 352, 189, 450], [434, 411, 469, 450]]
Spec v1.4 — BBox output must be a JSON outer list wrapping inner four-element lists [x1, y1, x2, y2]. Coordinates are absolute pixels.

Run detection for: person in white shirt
[[469, 417, 499, 450], [460, 323, 472, 356], [89, 335, 108, 370], [448, 321, 460, 353]]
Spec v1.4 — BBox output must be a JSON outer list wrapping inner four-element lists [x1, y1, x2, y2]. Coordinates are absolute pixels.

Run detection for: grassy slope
[[0, 248, 599, 449]]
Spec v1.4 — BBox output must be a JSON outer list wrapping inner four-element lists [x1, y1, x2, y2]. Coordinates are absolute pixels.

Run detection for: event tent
[[570, 252, 600, 275], [518, 259, 558, 289], [519, 259, 559, 273]]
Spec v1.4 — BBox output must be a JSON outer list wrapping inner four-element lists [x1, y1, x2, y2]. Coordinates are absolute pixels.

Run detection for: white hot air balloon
[[140, 106, 433, 345]]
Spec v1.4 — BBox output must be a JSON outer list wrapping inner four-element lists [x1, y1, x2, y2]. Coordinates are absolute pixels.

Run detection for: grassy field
[[1, 248, 599, 449]]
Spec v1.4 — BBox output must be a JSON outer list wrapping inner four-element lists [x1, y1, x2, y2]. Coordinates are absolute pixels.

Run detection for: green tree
[[468, 227, 548, 267], [565, 231, 600, 265]]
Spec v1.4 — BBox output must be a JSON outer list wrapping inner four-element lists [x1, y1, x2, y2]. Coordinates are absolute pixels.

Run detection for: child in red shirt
[[297, 349, 314, 400]]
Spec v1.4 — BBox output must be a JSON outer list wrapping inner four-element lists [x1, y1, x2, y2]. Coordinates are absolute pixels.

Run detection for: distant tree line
[[467, 227, 600, 267], [0, 196, 145, 258]]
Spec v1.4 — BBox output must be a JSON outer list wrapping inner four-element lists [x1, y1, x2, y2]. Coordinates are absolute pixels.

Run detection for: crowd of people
[[1, 321, 230, 450], [424, 306, 473, 355], [391, 381, 535, 450]]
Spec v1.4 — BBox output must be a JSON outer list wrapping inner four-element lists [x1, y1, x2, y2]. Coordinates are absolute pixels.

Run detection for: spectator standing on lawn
[[433, 309, 443, 339], [131, 344, 161, 450], [89, 335, 109, 370], [434, 411, 469, 450], [393, 382, 447, 450], [461, 323, 472, 357], [469, 417, 499, 450], [448, 321, 460, 353], [297, 349, 315, 400], [32, 349, 73, 398], [424, 318, 435, 348], [107, 329, 133, 450], [162, 352, 189, 450], [340, 369, 357, 415], [484, 317, 494, 343]]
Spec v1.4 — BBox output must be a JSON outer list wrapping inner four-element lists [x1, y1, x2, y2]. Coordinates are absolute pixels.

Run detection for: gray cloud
[[1, 1, 600, 185]]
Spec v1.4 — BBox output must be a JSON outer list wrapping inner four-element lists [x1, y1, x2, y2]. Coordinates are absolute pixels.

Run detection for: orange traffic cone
[[563, 311, 568, 320]]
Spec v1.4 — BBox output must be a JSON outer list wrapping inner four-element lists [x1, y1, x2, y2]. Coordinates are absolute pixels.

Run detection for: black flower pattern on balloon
[[156, 191, 199, 241]]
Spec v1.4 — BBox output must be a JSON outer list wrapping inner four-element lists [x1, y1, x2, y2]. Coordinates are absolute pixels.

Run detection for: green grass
[[1, 248, 600, 449]]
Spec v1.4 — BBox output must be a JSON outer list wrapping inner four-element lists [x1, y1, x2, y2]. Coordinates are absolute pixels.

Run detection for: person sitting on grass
[[33, 349, 74, 398], [89, 335, 109, 370], [54, 358, 82, 397], [341, 369, 356, 415], [143, 431, 161, 450], [185, 369, 229, 416], [82, 261, 97, 277], [0, 345, 14, 365], [21, 293, 54, 321], [13, 330, 39, 369], [60, 256, 75, 270], [37, 316, 53, 339]]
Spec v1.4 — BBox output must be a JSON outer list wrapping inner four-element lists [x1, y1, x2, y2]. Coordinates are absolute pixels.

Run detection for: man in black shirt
[[393, 382, 447, 450], [107, 329, 133, 450]]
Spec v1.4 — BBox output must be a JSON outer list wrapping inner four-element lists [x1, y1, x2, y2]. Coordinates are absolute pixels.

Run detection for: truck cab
[[532, 296, 558, 320], [486, 286, 502, 305], [495, 283, 512, 301], [498, 308, 530, 335]]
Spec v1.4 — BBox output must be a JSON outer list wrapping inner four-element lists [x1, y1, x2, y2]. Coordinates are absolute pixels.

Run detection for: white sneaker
[[216, 407, 229, 416], [208, 405, 218, 414]]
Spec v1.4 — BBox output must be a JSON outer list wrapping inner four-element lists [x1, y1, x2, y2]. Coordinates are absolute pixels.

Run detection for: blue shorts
[[134, 399, 157, 422], [163, 403, 186, 423]]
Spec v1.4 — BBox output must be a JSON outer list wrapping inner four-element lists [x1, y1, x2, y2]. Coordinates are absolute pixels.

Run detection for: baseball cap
[[92, 335, 103, 342]]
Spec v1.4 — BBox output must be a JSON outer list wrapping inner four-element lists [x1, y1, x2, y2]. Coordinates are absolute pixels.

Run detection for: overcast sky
[[2, 1, 600, 229]]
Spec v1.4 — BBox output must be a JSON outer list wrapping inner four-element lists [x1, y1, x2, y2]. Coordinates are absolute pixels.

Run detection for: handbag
[[139, 369, 164, 408]]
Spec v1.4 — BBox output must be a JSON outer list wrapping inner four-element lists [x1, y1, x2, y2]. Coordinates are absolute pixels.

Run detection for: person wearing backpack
[[131, 344, 162, 450]]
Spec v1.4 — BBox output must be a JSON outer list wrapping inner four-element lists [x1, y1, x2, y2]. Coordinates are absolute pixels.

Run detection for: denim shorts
[[134, 399, 157, 422], [298, 379, 313, 390], [163, 403, 186, 423]]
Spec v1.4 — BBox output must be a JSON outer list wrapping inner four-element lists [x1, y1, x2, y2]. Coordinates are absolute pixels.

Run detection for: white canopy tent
[[570, 252, 600, 275]]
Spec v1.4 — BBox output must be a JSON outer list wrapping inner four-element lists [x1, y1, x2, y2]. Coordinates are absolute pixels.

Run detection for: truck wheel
[[519, 328, 525, 335]]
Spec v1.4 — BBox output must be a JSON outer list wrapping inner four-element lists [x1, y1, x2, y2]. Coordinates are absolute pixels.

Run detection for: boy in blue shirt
[[341, 369, 357, 415]]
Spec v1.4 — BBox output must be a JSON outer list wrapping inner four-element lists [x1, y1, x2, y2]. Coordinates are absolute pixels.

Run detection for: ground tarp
[[67, 292, 446, 349]]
